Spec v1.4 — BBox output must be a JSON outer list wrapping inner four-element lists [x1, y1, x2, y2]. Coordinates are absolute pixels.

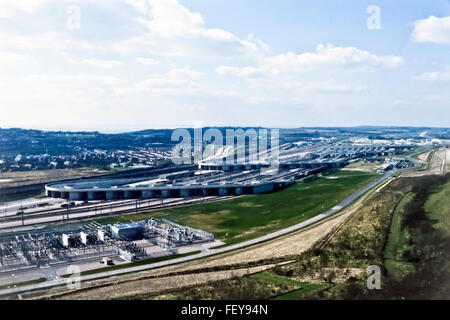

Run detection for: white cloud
[[0, 0, 446, 129], [1, 0, 265, 58], [144, 0, 205, 38], [136, 57, 160, 66], [216, 66, 274, 78], [83, 59, 123, 68], [123, 0, 151, 14], [248, 33, 269, 52], [166, 67, 202, 79], [0, 0, 50, 18], [116, 0, 265, 56], [115, 67, 203, 96], [0, 51, 31, 66], [255, 79, 367, 94], [412, 16, 450, 44], [217, 44, 403, 77], [413, 67, 450, 81], [65, 55, 123, 68], [0, 29, 104, 51], [308, 82, 367, 93], [26, 73, 128, 87]]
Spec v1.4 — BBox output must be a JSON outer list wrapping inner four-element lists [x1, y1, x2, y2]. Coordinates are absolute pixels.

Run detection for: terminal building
[[45, 179, 293, 201], [45, 143, 412, 202]]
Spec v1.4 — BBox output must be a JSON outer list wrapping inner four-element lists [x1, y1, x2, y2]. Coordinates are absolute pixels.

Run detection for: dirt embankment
[[44, 265, 278, 300], [402, 147, 447, 178]]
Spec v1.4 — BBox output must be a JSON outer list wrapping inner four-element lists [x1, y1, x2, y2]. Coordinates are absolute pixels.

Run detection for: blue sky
[[0, 0, 449, 132]]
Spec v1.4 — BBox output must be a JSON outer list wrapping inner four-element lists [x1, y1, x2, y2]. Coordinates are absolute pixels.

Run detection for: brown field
[[402, 147, 447, 178], [340, 160, 381, 173], [417, 151, 431, 162], [0, 168, 108, 189], [38, 265, 279, 300]]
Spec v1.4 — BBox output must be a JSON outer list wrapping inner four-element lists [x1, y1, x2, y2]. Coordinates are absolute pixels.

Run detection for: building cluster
[[44, 136, 425, 202], [1, 126, 448, 174], [375, 157, 416, 173], [0, 127, 175, 173], [0, 147, 172, 173], [0, 218, 213, 270]]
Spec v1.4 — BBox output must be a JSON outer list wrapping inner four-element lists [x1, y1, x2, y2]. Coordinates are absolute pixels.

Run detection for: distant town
[[1, 127, 449, 173], [0, 128, 174, 172]]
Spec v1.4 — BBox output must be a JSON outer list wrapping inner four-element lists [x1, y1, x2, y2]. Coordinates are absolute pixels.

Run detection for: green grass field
[[93, 170, 378, 245], [272, 282, 330, 300], [425, 179, 450, 237], [383, 175, 450, 281], [250, 271, 330, 300], [383, 192, 416, 279]]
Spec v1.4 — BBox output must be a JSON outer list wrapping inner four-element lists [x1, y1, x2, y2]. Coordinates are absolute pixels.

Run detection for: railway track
[[0, 167, 319, 228], [0, 195, 234, 229]]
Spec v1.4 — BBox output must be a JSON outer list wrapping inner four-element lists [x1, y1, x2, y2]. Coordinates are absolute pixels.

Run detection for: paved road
[[0, 168, 402, 297]]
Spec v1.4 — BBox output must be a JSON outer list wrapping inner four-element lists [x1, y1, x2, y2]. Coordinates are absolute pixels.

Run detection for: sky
[[0, 0, 449, 132]]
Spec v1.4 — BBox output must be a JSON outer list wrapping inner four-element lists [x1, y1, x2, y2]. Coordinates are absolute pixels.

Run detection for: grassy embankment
[[145, 269, 330, 300], [302, 174, 450, 299], [382, 174, 450, 284], [92, 170, 378, 246], [425, 177, 450, 238], [383, 192, 416, 279]]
